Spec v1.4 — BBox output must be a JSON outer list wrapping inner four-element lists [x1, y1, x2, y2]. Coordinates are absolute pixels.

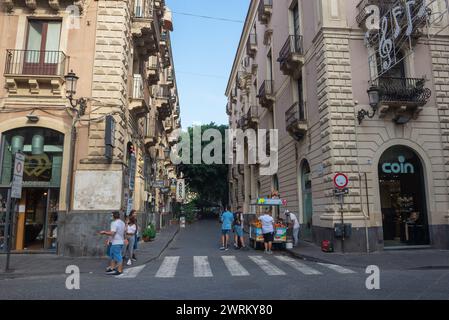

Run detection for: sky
[[166, 0, 250, 128]]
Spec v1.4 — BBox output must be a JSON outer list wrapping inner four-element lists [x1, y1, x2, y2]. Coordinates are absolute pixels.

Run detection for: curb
[[142, 226, 180, 265], [284, 248, 335, 264]]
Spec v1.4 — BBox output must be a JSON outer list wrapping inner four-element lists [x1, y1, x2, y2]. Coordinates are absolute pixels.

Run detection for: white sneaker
[[126, 259, 132, 266]]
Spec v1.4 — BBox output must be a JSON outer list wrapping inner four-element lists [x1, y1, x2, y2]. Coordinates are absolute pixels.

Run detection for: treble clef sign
[[379, 16, 393, 72]]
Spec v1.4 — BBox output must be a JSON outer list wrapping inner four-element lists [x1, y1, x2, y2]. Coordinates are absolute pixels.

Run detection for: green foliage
[[183, 202, 197, 223], [178, 122, 229, 208], [142, 223, 156, 239]]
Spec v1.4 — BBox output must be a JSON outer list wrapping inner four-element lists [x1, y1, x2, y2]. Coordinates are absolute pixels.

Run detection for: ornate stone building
[[0, 0, 181, 256], [226, 0, 449, 252]]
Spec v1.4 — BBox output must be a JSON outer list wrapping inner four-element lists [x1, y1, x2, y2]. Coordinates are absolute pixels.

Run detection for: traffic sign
[[333, 173, 349, 189], [11, 153, 25, 199]]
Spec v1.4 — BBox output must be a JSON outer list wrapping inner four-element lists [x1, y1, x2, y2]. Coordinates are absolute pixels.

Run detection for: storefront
[[0, 127, 63, 251], [379, 145, 430, 247]]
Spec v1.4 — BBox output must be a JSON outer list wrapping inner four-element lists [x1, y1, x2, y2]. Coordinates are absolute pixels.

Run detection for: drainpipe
[[359, 173, 370, 253]]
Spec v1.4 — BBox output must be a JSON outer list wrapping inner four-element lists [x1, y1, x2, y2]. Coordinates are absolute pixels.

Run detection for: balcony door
[[24, 20, 61, 75]]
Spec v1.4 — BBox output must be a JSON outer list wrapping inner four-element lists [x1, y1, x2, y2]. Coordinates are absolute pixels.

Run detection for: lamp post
[[357, 85, 380, 124], [65, 70, 87, 116], [64, 70, 88, 222]]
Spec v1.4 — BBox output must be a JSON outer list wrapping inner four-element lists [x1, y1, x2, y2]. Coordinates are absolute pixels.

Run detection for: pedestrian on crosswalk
[[233, 206, 247, 250], [100, 211, 126, 276], [124, 216, 137, 266], [259, 208, 275, 254], [220, 207, 234, 251]]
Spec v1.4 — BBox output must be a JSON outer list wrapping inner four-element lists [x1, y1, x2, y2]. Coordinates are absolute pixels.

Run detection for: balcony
[[371, 76, 431, 119], [246, 33, 257, 58], [278, 35, 304, 78], [164, 118, 174, 134], [246, 105, 259, 129], [147, 56, 160, 85], [153, 85, 173, 120], [166, 68, 174, 88], [258, 0, 273, 25], [286, 102, 307, 141], [129, 74, 150, 118], [144, 116, 157, 149], [257, 80, 275, 109], [4, 49, 67, 95], [173, 105, 180, 119], [132, 0, 160, 59]]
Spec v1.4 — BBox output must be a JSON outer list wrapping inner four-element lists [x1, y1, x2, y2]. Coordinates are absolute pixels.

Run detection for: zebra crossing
[[116, 255, 357, 279]]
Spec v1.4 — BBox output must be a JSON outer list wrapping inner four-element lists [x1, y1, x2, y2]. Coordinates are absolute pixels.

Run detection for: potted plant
[[142, 224, 156, 242]]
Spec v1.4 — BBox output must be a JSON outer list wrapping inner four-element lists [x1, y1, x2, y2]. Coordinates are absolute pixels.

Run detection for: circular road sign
[[334, 173, 349, 189]]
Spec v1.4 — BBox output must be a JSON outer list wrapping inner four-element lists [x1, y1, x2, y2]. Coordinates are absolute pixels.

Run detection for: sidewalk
[[285, 240, 449, 270], [0, 225, 179, 279]]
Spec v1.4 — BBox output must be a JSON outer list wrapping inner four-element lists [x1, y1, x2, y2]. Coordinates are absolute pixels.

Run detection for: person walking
[[125, 216, 137, 266], [233, 206, 246, 250], [285, 210, 300, 247], [100, 211, 126, 276], [259, 208, 275, 254], [130, 210, 138, 261], [220, 207, 234, 250]]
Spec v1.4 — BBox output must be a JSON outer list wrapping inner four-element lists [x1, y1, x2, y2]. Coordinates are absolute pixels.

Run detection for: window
[[24, 20, 61, 75], [297, 79, 305, 120], [267, 50, 273, 81], [292, 2, 300, 38]]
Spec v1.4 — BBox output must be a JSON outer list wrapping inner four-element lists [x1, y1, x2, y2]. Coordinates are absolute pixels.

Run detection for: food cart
[[249, 198, 288, 250]]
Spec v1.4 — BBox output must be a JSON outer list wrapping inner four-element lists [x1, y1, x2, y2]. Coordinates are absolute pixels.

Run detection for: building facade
[[226, 0, 449, 252], [0, 0, 181, 256]]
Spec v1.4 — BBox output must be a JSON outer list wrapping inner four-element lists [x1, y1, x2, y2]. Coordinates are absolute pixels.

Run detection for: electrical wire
[[171, 11, 244, 24]]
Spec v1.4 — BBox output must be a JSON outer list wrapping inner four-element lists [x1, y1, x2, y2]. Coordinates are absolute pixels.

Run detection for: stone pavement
[[286, 240, 449, 271], [0, 224, 179, 279]]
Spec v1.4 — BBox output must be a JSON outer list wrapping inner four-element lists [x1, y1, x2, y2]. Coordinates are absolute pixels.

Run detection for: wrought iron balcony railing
[[131, 74, 144, 100], [246, 33, 257, 58], [278, 35, 303, 61], [258, 80, 274, 97], [133, 0, 154, 19], [4, 49, 67, 77], [258, 0, 273, 25], [278, 35, 304, 76], [286, 102, 307, 141], [370, 77, 431, 107]]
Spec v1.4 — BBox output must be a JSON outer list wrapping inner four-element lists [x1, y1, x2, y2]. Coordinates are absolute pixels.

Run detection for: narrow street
[[1, 219, 448, 300]]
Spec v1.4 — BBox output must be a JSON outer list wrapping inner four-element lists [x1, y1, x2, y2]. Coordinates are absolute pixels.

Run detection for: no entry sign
[[11, 152, 25, 199], [333, 173, 348, 190]]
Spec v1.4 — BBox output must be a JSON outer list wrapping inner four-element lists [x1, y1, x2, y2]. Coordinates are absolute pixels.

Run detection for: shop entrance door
[[17, 188, 59, 251], [378, 146, 430, 247]]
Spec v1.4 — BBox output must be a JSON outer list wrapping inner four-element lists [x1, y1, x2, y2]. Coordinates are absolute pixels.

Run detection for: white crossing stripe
[[194, 256, 213, 277], [222, 256, 250, 276], [249, 256, 286, 276], [116, 264, 146, 279], [155, 256, 179, 278], [317, 263, 356, 274], [275, 256, 322, 275]]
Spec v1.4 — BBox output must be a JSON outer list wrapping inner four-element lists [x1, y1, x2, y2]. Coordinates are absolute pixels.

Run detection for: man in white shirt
[[100, 211, 126, 276], [285, 210, 300, 247], [258, 208, 275, 254]]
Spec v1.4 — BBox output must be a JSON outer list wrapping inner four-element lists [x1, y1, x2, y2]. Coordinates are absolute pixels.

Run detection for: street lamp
[[357, 85, 380, 124], [65, 70, 87, 116]]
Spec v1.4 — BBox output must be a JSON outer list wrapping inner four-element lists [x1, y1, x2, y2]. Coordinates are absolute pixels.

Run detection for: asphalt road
[[1, 219, 448, 300]]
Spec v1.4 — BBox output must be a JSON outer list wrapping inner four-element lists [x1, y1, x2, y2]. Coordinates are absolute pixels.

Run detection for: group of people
[[100, 210, 139, 276], [220, 206, 301, 254], [220, 206, 247, 250]]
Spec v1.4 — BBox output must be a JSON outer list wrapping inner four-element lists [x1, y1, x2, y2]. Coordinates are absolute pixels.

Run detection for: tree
[[178, 122, 228, 210]]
